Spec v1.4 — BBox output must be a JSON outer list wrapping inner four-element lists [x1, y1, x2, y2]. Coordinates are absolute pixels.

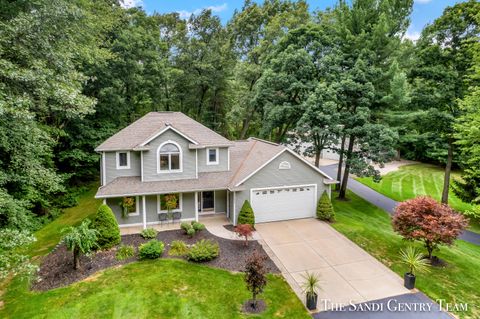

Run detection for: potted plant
[[400, 246, 429, 289], [301, 272, 320, 310], [164, 194, 178, 221]]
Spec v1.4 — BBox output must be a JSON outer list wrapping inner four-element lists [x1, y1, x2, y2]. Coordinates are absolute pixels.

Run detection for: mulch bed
[[32, 229, 279, 291], [242, 300, 266, 314]]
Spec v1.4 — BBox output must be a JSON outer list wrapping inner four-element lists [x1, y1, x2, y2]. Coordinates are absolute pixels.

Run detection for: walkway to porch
[[119, 214, 261, 240]]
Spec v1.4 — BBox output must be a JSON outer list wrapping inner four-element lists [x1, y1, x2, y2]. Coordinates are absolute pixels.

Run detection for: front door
[[201, 191, 214, 212]]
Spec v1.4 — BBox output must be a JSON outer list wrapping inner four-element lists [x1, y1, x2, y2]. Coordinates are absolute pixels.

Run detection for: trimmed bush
[[316, 191, 335, 222], [181, 222, 191, 232], [116, 244, 135, 260], [192, 221, 205, 231], [169, 240, 189, 256], [186, 227, 195, 238], [238, 200, 255, 227], [138, 240, 164, 259], [91, 204, 120, 249], [186, 239, 219, 262], [141, 228, 158, 239]]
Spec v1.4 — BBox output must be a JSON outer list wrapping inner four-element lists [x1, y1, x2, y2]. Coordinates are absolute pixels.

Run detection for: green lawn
[[1, 259, 308, 319], [26, 182, 102, 258], [356, 164, 480, 233], [331, 191, 480, 319], [1, 183, 308, 319]]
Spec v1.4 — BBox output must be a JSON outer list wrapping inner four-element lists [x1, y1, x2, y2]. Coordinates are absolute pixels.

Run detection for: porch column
[[233, 191, 236, 226], [142, 195, 146, 229], [194, 192, 199, 222], [226, 190, 230, 218]]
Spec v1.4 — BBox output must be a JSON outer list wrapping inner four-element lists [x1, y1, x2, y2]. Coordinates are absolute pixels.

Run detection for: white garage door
[[250, 184, 317, 223]]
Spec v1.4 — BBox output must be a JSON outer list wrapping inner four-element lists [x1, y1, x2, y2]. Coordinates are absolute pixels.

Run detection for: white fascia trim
[[156, 140, 183, 174], [234, 148, 335, 187], [116, 151, 131, 170], [157, 193, 183, 213], [206, 147, 219, 165], [140, 151, 144, 182], [102, 152, 106, 186], [227, 148, 230, 171], [140, 126, 198, 146], [95, 187, 229, 199]]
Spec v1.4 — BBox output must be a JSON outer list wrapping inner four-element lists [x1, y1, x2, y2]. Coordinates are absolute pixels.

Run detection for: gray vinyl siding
[[198, 147, 229, 172], [142, 130, 197, 182], [214, 190, 227, 213], [107, 192, 197, 226], [233, 151, 330, 224], [104, 151, 141, 184]]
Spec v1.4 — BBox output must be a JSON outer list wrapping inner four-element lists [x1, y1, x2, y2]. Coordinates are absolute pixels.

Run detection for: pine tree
[[238, 200, 255, 227], [316, 191, 335, 222]]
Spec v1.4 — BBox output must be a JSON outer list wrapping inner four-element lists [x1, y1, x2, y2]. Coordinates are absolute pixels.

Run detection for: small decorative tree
[[235, 224, 254, 246], [244, 250, 267, 310], [238, 200, 255, 227], [92, 204, 120, 249], [316, 191, 335, 222], [62, 220, 98, 270], [392, 196, 468, 259]]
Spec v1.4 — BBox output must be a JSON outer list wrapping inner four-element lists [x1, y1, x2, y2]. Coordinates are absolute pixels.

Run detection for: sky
[[120, 0, 465, 41]]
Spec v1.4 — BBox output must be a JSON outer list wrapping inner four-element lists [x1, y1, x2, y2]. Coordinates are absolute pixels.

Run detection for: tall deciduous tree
[[411, 0, 480, 204]]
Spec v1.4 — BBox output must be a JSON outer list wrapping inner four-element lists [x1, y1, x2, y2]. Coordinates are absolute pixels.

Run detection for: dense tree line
[[0, 0, 479, 232]]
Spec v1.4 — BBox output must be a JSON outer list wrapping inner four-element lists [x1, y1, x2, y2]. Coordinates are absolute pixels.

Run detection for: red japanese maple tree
[[392, 196, 468, 259], [235, 224, 254, 247]]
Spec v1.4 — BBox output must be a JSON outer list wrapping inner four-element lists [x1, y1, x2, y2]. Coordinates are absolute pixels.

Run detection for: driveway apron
[[256, 219, 409, 312]]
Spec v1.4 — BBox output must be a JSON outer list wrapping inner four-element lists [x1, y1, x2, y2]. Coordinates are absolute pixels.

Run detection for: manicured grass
[[356, 164, 480, 233], [331, 191, 480, 319], [1, 259, 309, 319], [26, 182, 102, 258]]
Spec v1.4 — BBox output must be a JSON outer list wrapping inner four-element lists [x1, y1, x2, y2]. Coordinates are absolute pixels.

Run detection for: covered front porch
[[105, 189, 232, 232]]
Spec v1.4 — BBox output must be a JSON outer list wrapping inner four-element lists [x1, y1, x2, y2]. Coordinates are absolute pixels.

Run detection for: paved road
[[320, 164, 480, 246], [313, 292, 454, 319]]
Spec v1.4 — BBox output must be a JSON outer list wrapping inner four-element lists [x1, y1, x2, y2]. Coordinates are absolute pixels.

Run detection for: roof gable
[[95, 112, 232, 152]]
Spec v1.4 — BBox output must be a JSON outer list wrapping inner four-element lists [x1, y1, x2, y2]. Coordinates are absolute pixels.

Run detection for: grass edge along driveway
[[356, 163, 480, 233], [331, 190, 480, 319]]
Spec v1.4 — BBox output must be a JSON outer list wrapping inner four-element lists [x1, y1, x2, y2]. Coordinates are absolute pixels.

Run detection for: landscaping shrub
[[91, 204, 120, 249], [192, 221, 205, 231], [234, 224, 254, 246], [169, 240, 189, 256], [316, 191, 335, 222], [116, 244, 135, 260], [138, 240, 164, 259], [186, 227, 195, 237], [141, 228, 157, 239], [62, 220, 98, 270], [186, 239, 219, 262], [238, 200, 255, 227], [181, 221, 205, 237]]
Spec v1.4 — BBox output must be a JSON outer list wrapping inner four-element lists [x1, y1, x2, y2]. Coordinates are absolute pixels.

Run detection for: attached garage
[[250, 184, 317, 223]]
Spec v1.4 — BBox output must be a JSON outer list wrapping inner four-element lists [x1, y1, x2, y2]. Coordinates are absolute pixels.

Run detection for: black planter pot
[[404, 272, 416, 289], [306, 292, 318, 310]]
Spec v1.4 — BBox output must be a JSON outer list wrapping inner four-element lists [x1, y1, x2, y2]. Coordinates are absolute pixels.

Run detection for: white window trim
[[157, 193, 183, 213], [127, 196, 140, 216], [157, 140, 183, 174], [116, 151, 131, 170], [206, 148, 219, 165]]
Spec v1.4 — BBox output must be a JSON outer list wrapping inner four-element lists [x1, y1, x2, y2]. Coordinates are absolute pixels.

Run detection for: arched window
[[157, 141, 182, 173]]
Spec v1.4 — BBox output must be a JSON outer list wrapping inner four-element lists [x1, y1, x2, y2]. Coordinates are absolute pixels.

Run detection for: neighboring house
[[95, 112, 336, 229]]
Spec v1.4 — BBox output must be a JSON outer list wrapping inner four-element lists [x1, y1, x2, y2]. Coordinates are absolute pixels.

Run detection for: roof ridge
[[247, 137, 280, 146], [228, 140, 258, 186]]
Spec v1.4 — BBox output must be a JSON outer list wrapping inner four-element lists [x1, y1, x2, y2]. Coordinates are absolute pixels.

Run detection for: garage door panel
[[251, 185, 316, 223]]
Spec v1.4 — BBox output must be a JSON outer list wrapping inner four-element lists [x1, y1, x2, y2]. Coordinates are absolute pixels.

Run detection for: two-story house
[[95, 112, 336, 229]]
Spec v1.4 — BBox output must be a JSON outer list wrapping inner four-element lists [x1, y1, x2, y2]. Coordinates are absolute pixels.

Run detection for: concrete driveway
[[256, 219, 409, 311]]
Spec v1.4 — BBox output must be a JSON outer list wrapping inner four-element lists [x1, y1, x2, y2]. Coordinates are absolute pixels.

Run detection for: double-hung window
[[116, 151, 130, 169], [207, 148, 219, 165]]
